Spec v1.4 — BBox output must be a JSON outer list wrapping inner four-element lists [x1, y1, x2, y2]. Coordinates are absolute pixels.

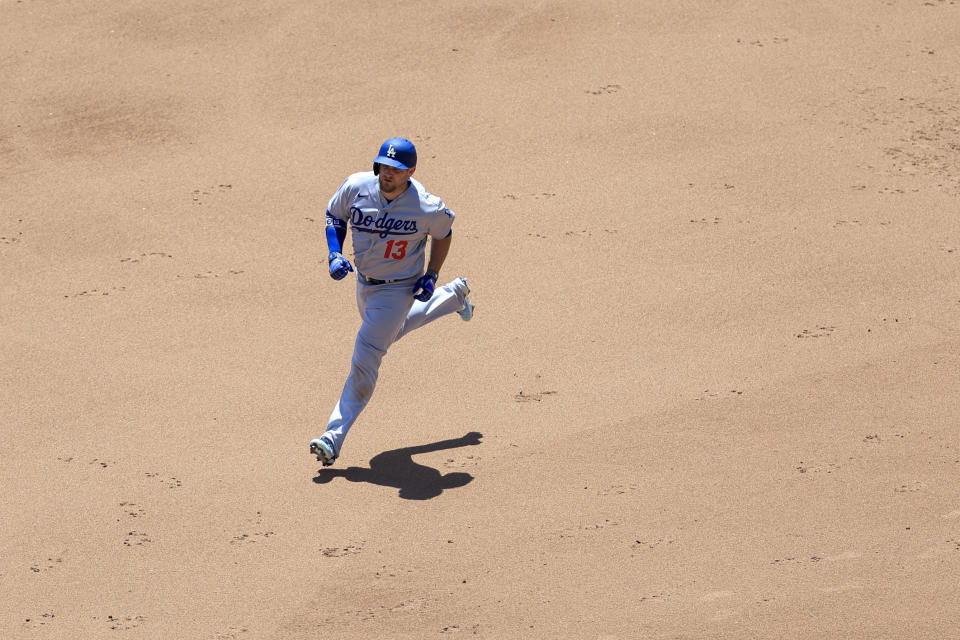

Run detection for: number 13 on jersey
[[383, 239, 407, 260]]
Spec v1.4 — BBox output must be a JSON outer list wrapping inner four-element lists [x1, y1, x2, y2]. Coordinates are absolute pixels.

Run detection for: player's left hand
[[412, 270, 438, 302]]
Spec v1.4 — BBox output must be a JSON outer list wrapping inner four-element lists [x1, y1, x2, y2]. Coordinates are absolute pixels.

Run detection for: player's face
[[378, 164, 415, 199]]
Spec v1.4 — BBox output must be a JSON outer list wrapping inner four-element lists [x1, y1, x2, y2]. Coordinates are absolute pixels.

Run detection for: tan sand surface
[[2, 1, 959, 638]]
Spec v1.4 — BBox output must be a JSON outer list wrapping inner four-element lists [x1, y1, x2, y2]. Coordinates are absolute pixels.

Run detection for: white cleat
[[310, 435, 338, 466], [456, 278, 474, 322]]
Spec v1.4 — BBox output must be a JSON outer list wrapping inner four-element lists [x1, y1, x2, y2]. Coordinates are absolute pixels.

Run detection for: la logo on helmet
[[387, 145, 397, 158]]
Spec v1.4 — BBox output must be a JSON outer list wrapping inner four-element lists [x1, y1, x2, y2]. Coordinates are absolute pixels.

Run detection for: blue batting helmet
[[373, 137, 417, 175]]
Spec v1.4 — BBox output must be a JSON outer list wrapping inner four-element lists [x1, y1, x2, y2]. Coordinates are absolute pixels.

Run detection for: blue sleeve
[[325, 211, 347, 254]]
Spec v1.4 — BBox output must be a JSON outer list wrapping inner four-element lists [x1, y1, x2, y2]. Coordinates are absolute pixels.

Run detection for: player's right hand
[[328, 252, 353, 280]]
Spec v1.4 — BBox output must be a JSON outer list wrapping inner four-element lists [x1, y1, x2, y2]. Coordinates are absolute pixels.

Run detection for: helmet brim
[[373, 156, 414, 171]]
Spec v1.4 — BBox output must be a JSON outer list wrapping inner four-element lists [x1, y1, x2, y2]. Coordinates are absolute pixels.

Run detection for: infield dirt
[[2, 1, 959, 638]]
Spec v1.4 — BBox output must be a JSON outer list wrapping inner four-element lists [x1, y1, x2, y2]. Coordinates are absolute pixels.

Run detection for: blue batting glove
[[412, 269, 438, 301], [328, 252, 353, 280]]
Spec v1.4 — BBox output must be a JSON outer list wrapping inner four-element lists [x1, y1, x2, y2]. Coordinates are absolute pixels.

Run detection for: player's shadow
[[312, 431, 483, 500]]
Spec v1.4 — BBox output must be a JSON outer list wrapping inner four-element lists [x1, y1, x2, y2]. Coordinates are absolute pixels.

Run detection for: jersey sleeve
[[326, 174, 360, 223], [428, 201, 455, 239]]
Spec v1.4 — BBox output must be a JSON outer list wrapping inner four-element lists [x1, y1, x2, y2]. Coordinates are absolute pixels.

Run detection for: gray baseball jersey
[[327, 172, 455, 280]]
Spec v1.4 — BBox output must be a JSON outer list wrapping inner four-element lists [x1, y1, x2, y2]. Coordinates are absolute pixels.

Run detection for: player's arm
[[412, 231, 452, 301], [411, 200, 454, 301], [326, 211, 353, 281], [325, 211, 347, 254], [426, 203, 455, 276], [426, 230, 452, 274]]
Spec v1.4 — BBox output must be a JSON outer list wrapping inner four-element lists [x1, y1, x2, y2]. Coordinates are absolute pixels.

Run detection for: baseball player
[[310, 137, 474, 466]]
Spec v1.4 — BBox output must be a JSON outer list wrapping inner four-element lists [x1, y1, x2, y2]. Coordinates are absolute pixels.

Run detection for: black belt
[[358, 272, 403, 285]]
